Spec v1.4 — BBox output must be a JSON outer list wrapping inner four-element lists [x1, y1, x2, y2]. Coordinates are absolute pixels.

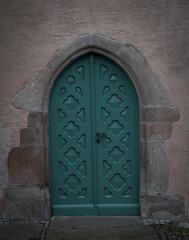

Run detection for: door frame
[[12, 33, 180, 219]]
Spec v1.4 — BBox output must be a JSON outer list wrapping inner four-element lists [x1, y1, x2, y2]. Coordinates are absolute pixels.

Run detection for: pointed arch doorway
[[12, 34, 180, 220], [49, 53, 140, 215]]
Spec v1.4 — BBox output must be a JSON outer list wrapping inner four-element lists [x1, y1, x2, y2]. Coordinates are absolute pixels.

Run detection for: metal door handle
[[102, 133, 107, 138], [96, 132, 101, 137], [96, 132, 107, 144], [96, 132, 101, 144]]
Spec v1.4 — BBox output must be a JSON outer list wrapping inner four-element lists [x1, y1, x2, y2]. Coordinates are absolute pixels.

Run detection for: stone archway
[[5, 33, 181, 220]]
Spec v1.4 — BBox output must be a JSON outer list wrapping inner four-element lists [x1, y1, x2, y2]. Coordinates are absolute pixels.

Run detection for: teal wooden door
[[49, 54, 140, 215]]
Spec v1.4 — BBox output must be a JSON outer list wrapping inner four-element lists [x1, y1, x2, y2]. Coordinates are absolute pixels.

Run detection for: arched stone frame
[[8, 33, 182, 220]]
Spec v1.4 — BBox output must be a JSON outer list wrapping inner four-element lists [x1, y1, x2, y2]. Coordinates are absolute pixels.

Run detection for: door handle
[[102, 133, 107, 138], [96, 132, 107, 144]]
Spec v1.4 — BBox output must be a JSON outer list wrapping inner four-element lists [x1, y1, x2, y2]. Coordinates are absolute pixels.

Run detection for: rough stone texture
[[117, 44, 171, 106], [144, 106, 180, 122], [3, 184, 49, 220], [45, 225, 159, 240], [12, 33, 171, 111], [0, 107, 28, 211], [7, 111, 48, 186], [8, 146, 46, 184], [28, 112, 47, 128], [179, 222, 189, 229], [153, 224, 189, 240], [0, 126, 10, 199], [20, 127, 35, 146], [1, 218, 189, 240], [146, 140, 169, 195], [141, 123, 173, 140], [0, 198, 2, 218], [0, 0, 189, 219], [0, 221, 44, 240], [141, 195, 185, 221], [146, 122, 173, 140], [50, 216, 142, 228]]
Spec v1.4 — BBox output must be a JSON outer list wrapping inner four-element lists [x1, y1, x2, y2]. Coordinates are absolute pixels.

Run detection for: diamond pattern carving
[[65, 174, 81, 191], [109, 146, 125, 163], [108, 120, 124, 136], [64, 121, 79, 136], [64, 147, 80, 164], [110, 173, 126, 190], [63, 95, 79, 111], [107, 94, 123, 110]]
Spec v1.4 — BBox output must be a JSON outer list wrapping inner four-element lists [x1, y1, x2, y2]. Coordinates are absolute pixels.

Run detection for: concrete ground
[[0, 220, 44, 240], [0, 216, 188, 240], [45, 216, 159, 240]]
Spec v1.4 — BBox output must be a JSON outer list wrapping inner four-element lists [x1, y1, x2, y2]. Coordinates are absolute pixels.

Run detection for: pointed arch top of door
[[12, 33, 170, 112]]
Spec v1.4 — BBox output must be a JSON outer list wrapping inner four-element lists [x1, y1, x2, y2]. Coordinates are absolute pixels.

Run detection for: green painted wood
[[49, 54, 140, 215], [94, 55, 140, 215], [49, 55, 94, 215]]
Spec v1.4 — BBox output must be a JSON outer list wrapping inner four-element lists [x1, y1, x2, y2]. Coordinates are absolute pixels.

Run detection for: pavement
[[0, 216, 188, 240]]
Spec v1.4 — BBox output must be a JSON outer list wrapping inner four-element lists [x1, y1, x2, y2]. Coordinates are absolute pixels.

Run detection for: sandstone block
[[20, 127, 35, 146], [146, 140, 169, 195], [8, 146, 46, 184], [27, 112, 44, 127], [147, 122, 173, 139], [91, 33, 122, 56], [144, 106, 180, 122], [141, 123, 173, 140], [141, 195, 185, 221], [0, 197, 2, 218], [3, 184, 49, 220], [70, 34, 91, 52]]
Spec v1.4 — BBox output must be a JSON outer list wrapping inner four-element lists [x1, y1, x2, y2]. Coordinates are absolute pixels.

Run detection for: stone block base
[[141, 195, 185, 221], [3, 184, 50, 220], [8, 146, 46, 184]]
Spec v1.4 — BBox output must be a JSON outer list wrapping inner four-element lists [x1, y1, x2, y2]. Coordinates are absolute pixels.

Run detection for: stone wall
[[0, 0, 188, 220]]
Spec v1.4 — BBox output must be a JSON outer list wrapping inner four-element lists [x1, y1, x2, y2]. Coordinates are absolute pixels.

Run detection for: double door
[[49, 53, 140, 215]]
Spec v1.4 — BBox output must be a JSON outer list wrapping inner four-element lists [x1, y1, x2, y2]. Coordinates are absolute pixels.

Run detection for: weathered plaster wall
[[0, 0, 189, 218]]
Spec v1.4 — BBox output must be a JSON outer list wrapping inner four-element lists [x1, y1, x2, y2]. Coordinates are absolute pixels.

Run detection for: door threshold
[[50, 216, 142, 227]]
